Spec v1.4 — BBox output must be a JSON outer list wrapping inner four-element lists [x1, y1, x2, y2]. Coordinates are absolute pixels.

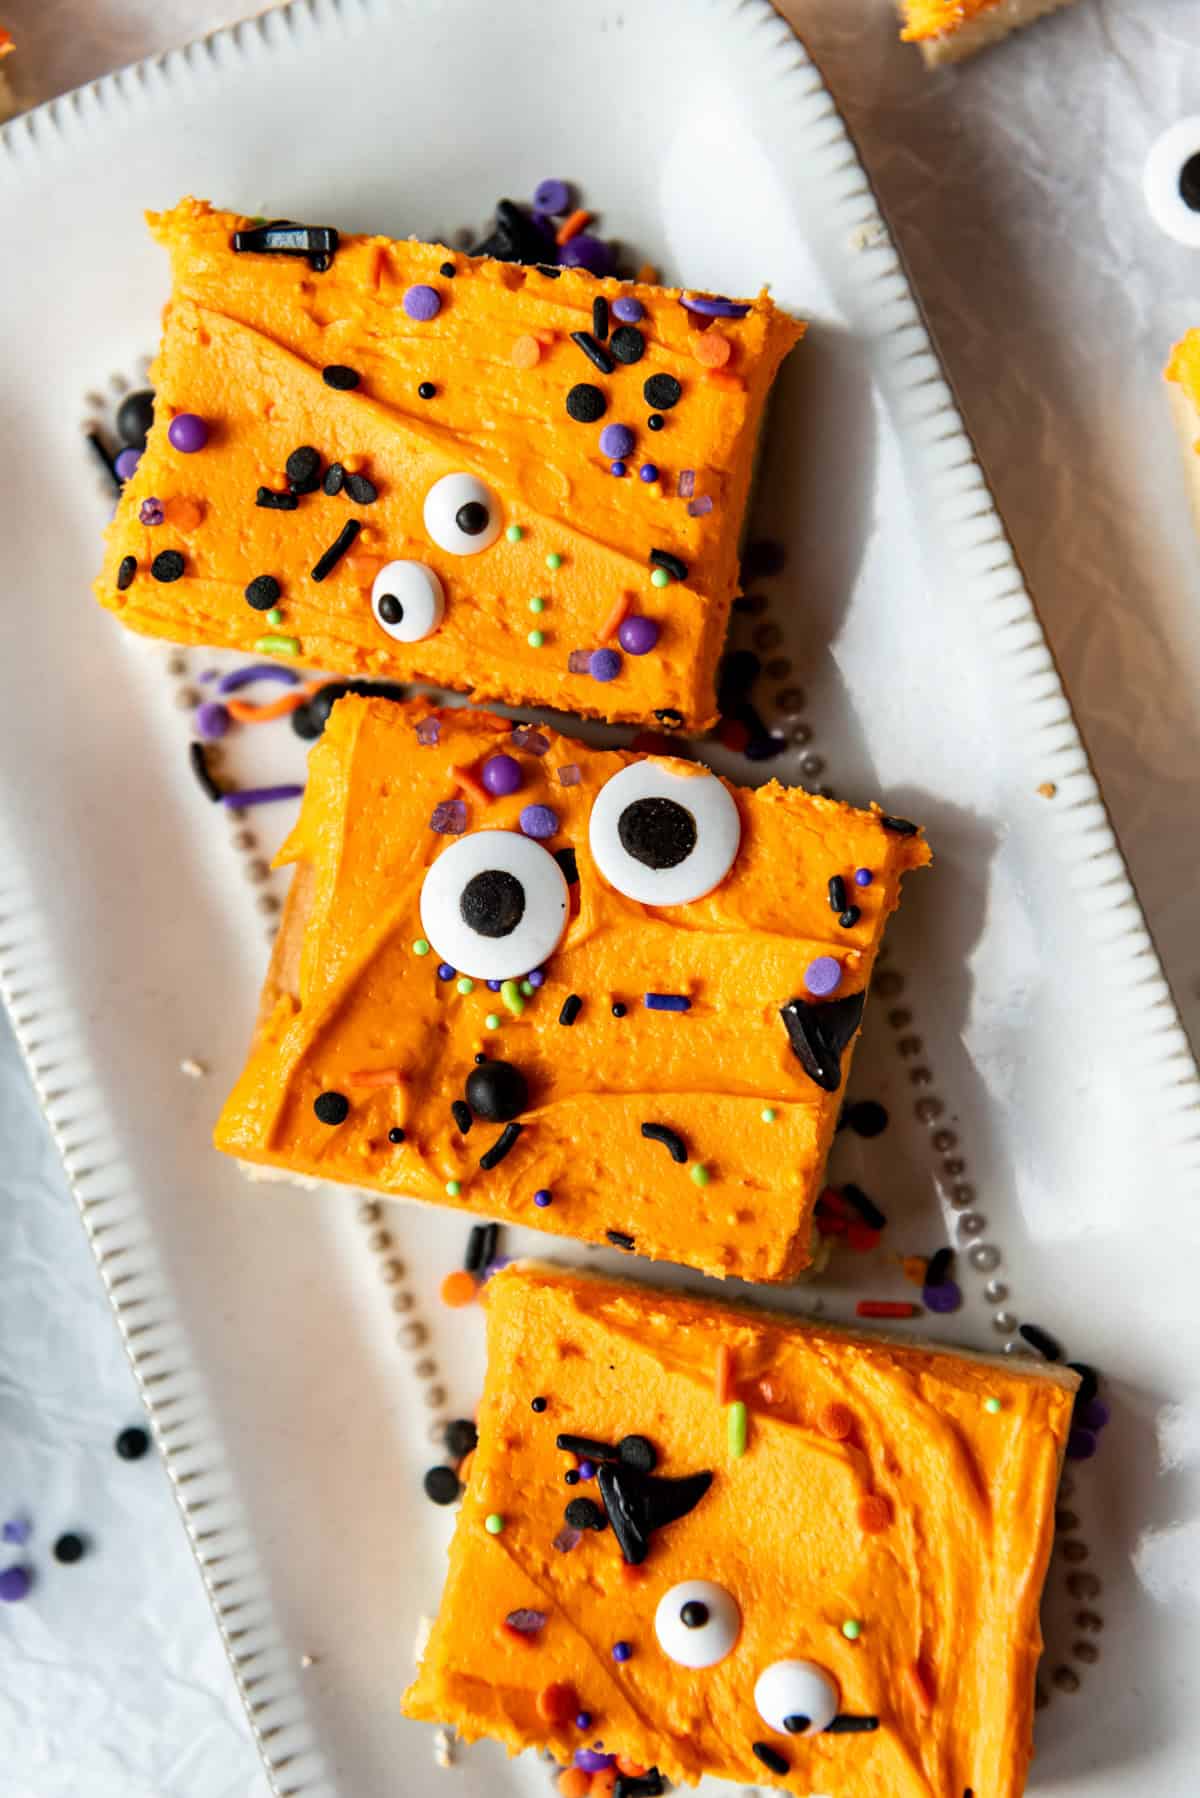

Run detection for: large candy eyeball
[[419, 830, 568, 979], [754, 1660, 839, 1737], [1143, 119, 1200, 246], [588, 762, 740, 906], [423, 473, 503, 554], [371, 561, 445, 641], [654, 1580, 741, 1669]]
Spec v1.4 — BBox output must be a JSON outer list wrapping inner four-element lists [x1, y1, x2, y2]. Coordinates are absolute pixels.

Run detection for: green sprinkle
[[484, 1513, 504, 1535], [506, 523, 523, 543], [690, 1163, 711, 1187], [650, 567, 671, 589], [446, 1179, 461, 1197], [413, 938, 431, 957], [842, 1619, 862, 1641], [457, 977, 475, 995], [728, 1400, 747, 1459], [253, 632, 301, 655], [528, 596, 546, 614], [527, 629, 545, 649], [485, 1012, 501, 1030], [984, 1397, 1003, 1415], [545, 551, 563, 571], [265, 606, 284, 627], [501, 979, 525, 1016], [761, 1106, 777, 1124]]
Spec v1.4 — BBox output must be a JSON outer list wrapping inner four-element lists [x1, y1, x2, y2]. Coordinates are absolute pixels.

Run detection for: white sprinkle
[[299, 1653, 316, 1670], [413, 1613, 435, 1666], [850, 221, 889, 252], [434, 1726, 456, 1768], [179, 1057, 208, 1078]]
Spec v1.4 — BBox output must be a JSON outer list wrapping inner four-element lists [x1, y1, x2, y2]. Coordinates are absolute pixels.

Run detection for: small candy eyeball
[[753, 1660, 839, 1737], [370, 561, 445, 641], [419, 829, 568, 979], [588, 761, 740, 906], [654, 1580, 741, 1668], [423, 473, 503, 554], [1143, 118, 1200, 246]]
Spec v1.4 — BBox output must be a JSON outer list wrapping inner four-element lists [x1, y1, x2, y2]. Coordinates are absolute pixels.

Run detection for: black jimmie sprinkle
[[881, 815, 919, 836], [189, 741, 223, 803], [559, 993, 583, 1026], [649, 549, 688, 582], [313, 1090, 350, 1126], [925, 1247, 954, 1286], [451, 1099, 473, 1135], [641, 1122, 687, 1164], [479, 1121, 522, 1170], [232, 219, 339, 271], [840, 1183, 887, 1230], [592, 295, 610, 341], [311, 519, 361, 582], [752, 1743, 789, 1775], [571, 330, 615, 375], [256, 486, 300, 511], [323, 463, 346, 495], [606, 1229, 635, 1250], [116, 554, 138, 591], [556, 1432, 618, 1461], [826, 1715, 880, 1734], [828, 874, 848, 914], [1019, 1322, 1063, 1362]]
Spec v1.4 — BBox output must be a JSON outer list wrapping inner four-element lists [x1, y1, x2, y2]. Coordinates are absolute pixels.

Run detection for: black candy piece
[[464, 1061, 527, 1124], [115, 388, 156, 450], [290, 678, 411, 740], [559, 993, 582, 1027], [881, 814, 919, 836], [826, 1715, 880, 1734], [640, 1122, 687, 1164], [322, 364, 361, 390], [571, 330, 615, 376], [610, 325, 645, 364], [311, 519, 361, 581], [596, 1462, 713, 1566], [116, 555, 137, 592], [592, 296, 609, 341], [530, 1396, 548, 1413], [286, 445, 322, 492], [618, 1434, 657, 1473], [647, 413, 664, 432], [479, 1122, 523, 1170], [828, 874, 847, 914], [470, 198, 551, 265], [388, 1127, 406, 1144], [189, 741, 223, 804], [440, 261, 456, 278], [649, 549, 688, 582], [554, 846, 579, 885], [564, 1469, 581, 1486], [840, 1182, 887, 1230], [244, 574, 281, 611], [423, 1465, 461, 1506], [1019, 1322, 1063, 1362], [451, 1099, 473, 1135], [464, 1223, 489, 1272], [839, 906, 862, 928], [615, 1773, 664, 1798], [345, 472, 378, 505], [444, 1417, 478, 1459], [556, 1433, 618, 1461], [606, 1230, 635, 1250], [1068, 1363, 1099, 1409], [611, 1002, 627, 1018], [752, 1743, 790, 1775], [53, 1532, 85, 1565], [1181, 154, 1200, 213], [653, 708, 685, 730], [418, 381, 437, 400], [618, 797, 696, 870], [643, 373, 682, 410], [323, 463, 346, 496], [256, 486, 300, 510], [115, 1426, 150, 1461], [313, 1090, 350, 1126], [925, 1246, 954, 1286], [232, 219, 340, 271], [566, 383, 607, 424], [843, 1098, 889, 1138], [564, 1497, 608, 1532], [461, 869, 526, 938], [780, 992, 866, 1093], [151, 550, 185, 583]]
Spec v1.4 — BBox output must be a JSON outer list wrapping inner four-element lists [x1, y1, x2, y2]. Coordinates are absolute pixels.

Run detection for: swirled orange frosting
[[404, 1262, 1077, 1796], [214, 698, 929, 1283], [93, 198, 802, 728]]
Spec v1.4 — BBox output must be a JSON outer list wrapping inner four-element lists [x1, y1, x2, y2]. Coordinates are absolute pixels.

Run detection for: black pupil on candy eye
[[378, 593, 403, 624], [460, 869, 525, 938], [455, 501, 490, 536], [618, 797, 697, 870], [680, 1601, 709, 1629], [783, 1715, 811, 1735], [1181, 154, 1200, 213]]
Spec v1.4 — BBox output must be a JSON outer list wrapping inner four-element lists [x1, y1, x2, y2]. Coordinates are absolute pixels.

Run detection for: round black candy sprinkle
[[115, 388, 156, 451], [418, 381, 437, 400], [244, 574, 282, 611], [618, 1434, 657, 1473], [322, 364, 361, 390], [649, 549, 688, 582], [150, 550, 185, 583], [423, 1465, 462, 1506], [475, 1053, 488, 1064], [564, 1469, 581, 1486], [752, 1743, 789, 1776], [461, 869, 526, 938], [564, 1497, 608, 1531], [440, 261, 456, 278], [647, 413, 664, 431], [566, 382, 607, 423], [116, 555, 138, 592], [611, 1002, 627, 1018], [323, 463, 347, 496], [115, 1426, 150, 1461], [531, 1396, 548, 1413], [286, 445, 322, 491], [466, 1060, 529, 1123], [843, 1099, 889, 1138], [344, 472, 378, 505], [643, 373, 682, 410], [388, 1127, 406, 1144], [53, 1533, 85, 1565], [610, 325, 645, 364], [618, 797, 696, 870], [444, 1417, 478, 1459], [313, 1090, 350, 1126]]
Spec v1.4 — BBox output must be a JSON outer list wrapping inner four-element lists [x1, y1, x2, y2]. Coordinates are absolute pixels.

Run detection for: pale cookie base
[[899, 0, 1079, 66], [1169, 381, 1200, 538]]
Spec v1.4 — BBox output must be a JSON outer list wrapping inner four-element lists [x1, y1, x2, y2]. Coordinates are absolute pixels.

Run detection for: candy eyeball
[[371, 561, 445, 641], [753, 1660, 839, 1737], [423, 473, 503, 554], [654, 1580, 741, 1669], [588, 761, 741, 906], [1143, 118, 1200, 246], [419, 830, 568, 979]]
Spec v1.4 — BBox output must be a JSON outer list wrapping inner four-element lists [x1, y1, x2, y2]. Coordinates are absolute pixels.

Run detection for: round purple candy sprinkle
[[558, 234, 615, 276], [167, 412, 209, 453], [618, 614, 659, 656], [138, 496, 165, 527], [577, 1458, 596, 1480], [854, 867, 874, 887], [534, 178, 571, 216], [611, 1640, 632, 1663], [0, 1566, 32, 1603], [482, 753, 523, 797], [195, 700, 231, 740], [590, 647, 622, 683], [114, 446, 142, 482], [534, 1189, 553, 1208], [403, 284, 442, 321], [527, 969, 546, 988], [574, 1711, 593, 1731], [487, 979, 502, 992], [612, 296, 644, 324], [922, 1280, 962, 1314], [1, 1518, 31, 1546], [575, 1750, 616, 1774], [1066, 1428, 1098, 1460], [638, 463, 659, 484], [804, 954, 842, 997], [599, 423, 635, 460], [437, 962, 457, 982], [520, 803, 559, 839], [1081, 1398, 1110, 1432], [610, 460, 627, 478]]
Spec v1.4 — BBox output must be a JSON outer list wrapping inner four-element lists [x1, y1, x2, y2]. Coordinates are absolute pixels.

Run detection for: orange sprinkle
[[439, 1270, 478, 1309], [704, 369, 744, 392], [857, 1494, 893, 1534], [906, 1660, 934, 1717], [714, 1344, 734, 1405], [457, 1450, 475, 1485], [454, 764, 488, 800], [537, 1680, 579, 1725], [347, 1067, 404, 1088], [557, 1772, 590, 1798], [511, 334, 541, 369], [226, 681, 323, 724], [556, 209, 592, 246], [819, 1402, 855, 1441], [164, 495, 204, 531], [598, 592, 631, 641], [589, 1771, 617, 1797], [693, 332, 732, 368], [902, 1255, 929, 1286]]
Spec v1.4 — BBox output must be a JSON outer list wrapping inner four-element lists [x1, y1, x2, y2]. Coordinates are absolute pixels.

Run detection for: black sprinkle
[[418, 381, 437, 400], [752, 1744, 789, 1776], [643, 373, 682, 410], [464, 1224, 487, 1272], [451, 1099, 473, 1135], [925, 1247, 954, 1286], [536, 264, 562, 278], [780, 992, 866, 1093], [256, 486, 300, 510], [232, 219, 339, 271], [595, 1462, 710, 1565], [571, 330, 616, 375], [826, 1715, 880, 1734], [611, 1002, 627, 1018], [323, 463, 347, 496], [151, 550, 185, 583], [839, 906, 862, 928], [115, 1426, 150, 1461], [244, 574, 281, 611], [618, 1435, 657, 1473], [313, 1090, 349, 1126], [881, 814, 919, 836], [116, 388, 156, 449], [566, 382, 607, 423], [87, 430, 123, 496], [116, 554, 138, 591], [423, 1465, 461, 1506], [649, 549, 688, 582], [554, 846, 579, 885], [1068, 1363, 1099, 1409], [466, 1060, 528, 1121], [440, 261, 456, 278], [189, 741, 223, 803], [444, 1417, 477, 1458], [559, 993, 583, 1027], [478, 1222, 500, 1268], [344, 471, 378, 505], [556, 1432, 618, 1461], [286, 445, 322, 493], [647, 413, 664, 432], [615, 1774, 664, 1798], [840, 1182, 887, 1230], [530, 1396, 548, 1413], [610, 325, 645, 364], [53, 1532, 85, 1565], [606, 1230, 636, 1250], [311, 519, 361, 581], [479, 1121, 523, 1170], [471, 199, 551, 265], [388, 1127, 406, 1144], [564, 1497, 608, 1532], [322, 364, 361, 390], [475, 1053, 487, 1064], [653, 708, 685, 729], [641, 1122, 687, 1164], [843, 1099, 889, 1138], [291, 678, 411, 739], [1019, 1322, 1063, 1362], [564, 1469, 580, 1486], [828, 875, 848, 914], [592, 296, 610, 341]]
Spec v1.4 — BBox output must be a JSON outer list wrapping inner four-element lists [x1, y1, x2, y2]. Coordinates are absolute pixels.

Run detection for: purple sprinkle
[[612, 296, 644, 324], [574, 1711, 593, 1731], [138, 496, 165, 526], [589, 648, 622, 683], [677, 469, 696, 499], [167, 412, 209, 453], [638, 463, 659, 484], [575, 1751, 616, 1773], [431, 798, 468, 835], [199, 669, 219, 683], [558, 762, 582, 787], [577, 1459, 596, 1480], [216, 663, 302, 695], [219, 784, 305, 809], [610, 460, 627, 478], [680, 293, 751, 319], [804, 955, 842, 997], [437, 962, 457, 982], [553, 1525, 581, 1554], [482, 753, 523, 797], [558, 234, 615, 276], [114, 447, 142, 481], [534, 1189, 553, 1208], [527, 970, 545, 988], [1066, 1428, 1098, 1461], [483, 1256, 512, 1279], [505, 1607, 549, 1635], [533, 178, 571, 215], [403, 283, 442, 321], [854, 868, 874, 887], [687, 495, 715, 517], [567, 650, 594, 675], [416, 716, 442, 746], [0, 1566, 32, 1603], [645, 993, 690, 1012], [618, 615, 660, 656], [520, 804, 559, 839], [487, 979, 503, 992], [611, 1641, 632, 1664], [511, 725, 550, 756], [1, 1519, 31, 1546], [599, 423, 635, 460], [195, 700, 231, 740], [1081, 1399, 1110, 1432], [922, 1280, 962, 1314]]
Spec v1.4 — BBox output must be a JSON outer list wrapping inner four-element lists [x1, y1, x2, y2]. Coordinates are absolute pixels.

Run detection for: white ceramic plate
[[3, 2, 1200, 1794]]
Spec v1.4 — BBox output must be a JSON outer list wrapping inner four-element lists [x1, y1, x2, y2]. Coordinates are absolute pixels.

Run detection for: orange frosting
[[1166, 329, 1200, 418], [94, 198, 803, 728], [214, 697, 929, 1283], [404, 1262, 1077, 1796], [900, 0, 1008, 37]]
